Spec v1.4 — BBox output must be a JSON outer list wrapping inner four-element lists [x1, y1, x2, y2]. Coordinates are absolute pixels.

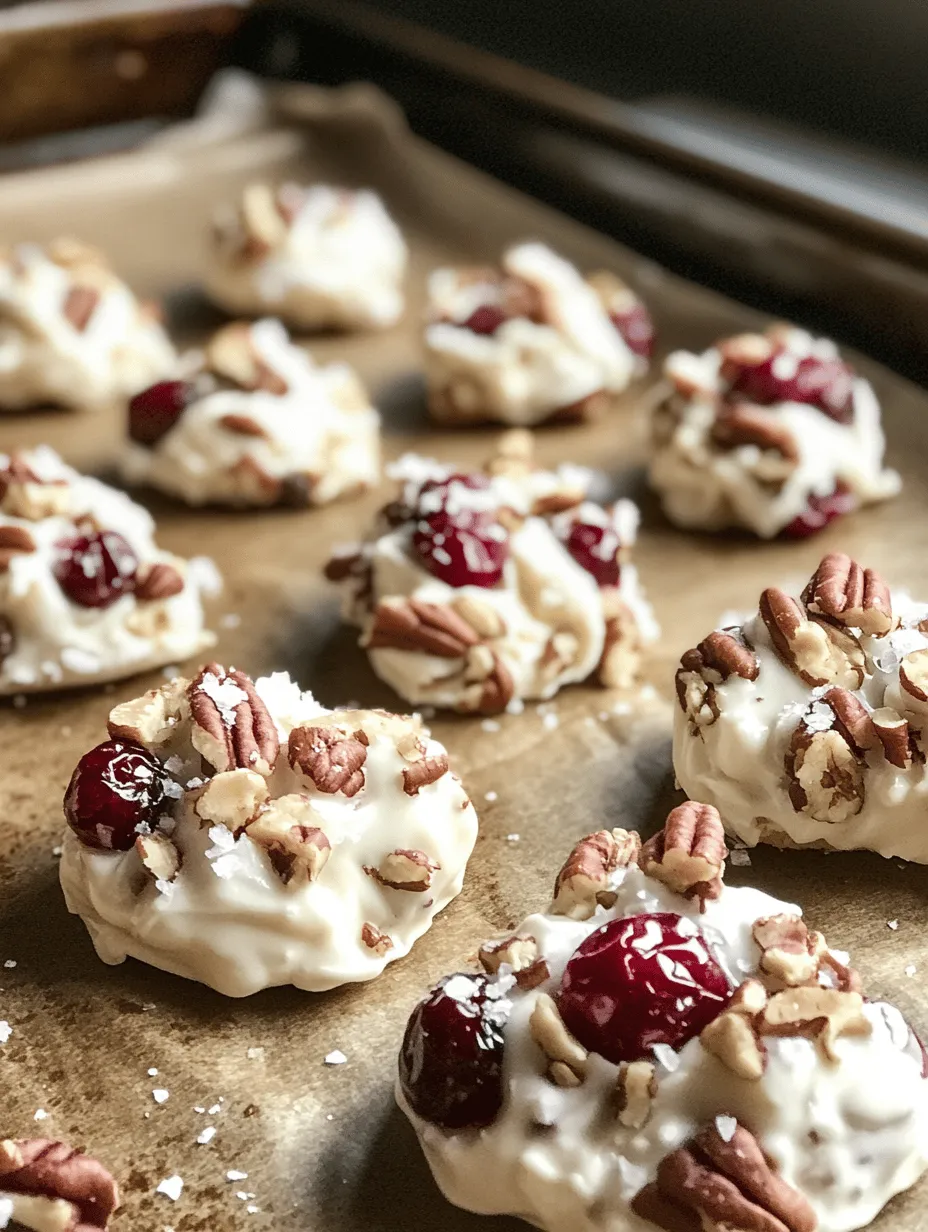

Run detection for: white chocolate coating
[[0, 447, 216, 694], [60, 671, 478, 997], [398, 863, 928, 1232], [121, 319, 380, 507], [650, 329, 899, 538], [0, 241, 175, 412], [205, 184, 407, 332], [425, 243, 648, 426], [674, 590, 928, 861]]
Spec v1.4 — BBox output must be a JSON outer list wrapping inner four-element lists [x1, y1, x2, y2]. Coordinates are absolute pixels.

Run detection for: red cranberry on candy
[[781, 482, 855, 540], [556, 913, 731, 1063], [412, 473, 508, 588], [462, 305, 509, 336], [53, 531, 139, 608], [128, 380, 194, 446], [399, 972, 509, 1129], [564, 520, 621, 587], [64, 739, 168, 851], [723, 346, 855, 425], [610, 302, 654, 360]]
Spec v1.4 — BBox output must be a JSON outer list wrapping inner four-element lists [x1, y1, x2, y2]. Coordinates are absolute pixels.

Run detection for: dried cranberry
[[53, 532, 138, 608], [610, 302, 654, 360], [564, 521, 621, 587], [461, 305, 508, 336], [128, 380, 194, 446], [399, 973, 509, 1129], [780, 482, 855, 539], [556, 913, 731, 1064], [725, 350, 855, 424], [64, 739, 167, 851], [412, 473, 508, 588]]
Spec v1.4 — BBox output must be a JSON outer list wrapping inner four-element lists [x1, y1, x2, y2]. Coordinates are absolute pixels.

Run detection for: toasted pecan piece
[[802, 552, 893, 635], [640, 802, 727, 908]]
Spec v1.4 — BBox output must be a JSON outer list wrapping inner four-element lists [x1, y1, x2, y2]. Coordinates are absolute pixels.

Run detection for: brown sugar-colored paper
[[1, 81, 927, 1230]]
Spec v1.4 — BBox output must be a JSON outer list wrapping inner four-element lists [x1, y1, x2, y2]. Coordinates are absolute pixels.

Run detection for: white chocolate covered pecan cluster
[[650, 325, 900, 538], [59, 666, 478, 996], [0, 240, 175, 412], [0, 447, 216, 694], [205, 183, 407, 332], [674, 552, 928, 859], [325, 431, 657, 714], [121, 318, 380, 507], [424, 242, 652, 426], [397, 803, 928, 1232]]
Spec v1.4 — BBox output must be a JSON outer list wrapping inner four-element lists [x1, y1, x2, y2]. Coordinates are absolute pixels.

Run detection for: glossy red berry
[[399, 973, 509, 1129], [53, 532, 139, 608], [780, 482, 855, 539], [610, 302, 654, 360], [128, 380, 194, 446], [64, 739, 168, 851], [462, 305, 508, 336], [556, 913, 731, 1063], [725, 350, 854, 424], [564, 521, 621, 587], [412, 473, 508, 588]]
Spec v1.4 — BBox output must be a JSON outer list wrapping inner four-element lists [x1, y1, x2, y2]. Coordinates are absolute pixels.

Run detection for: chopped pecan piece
[[786, 724, 864, 824], [760, 587, 864, 688], [529, 993, 588, 1087], [752, 915, 826, 987], [192, 768, 269, 831], [758, 986, 871, 1062], [640, 802, 727, 908], [615, 1060, 657, 1129], [289, 724, 369, 796], [135, 832, 181, 883], [134, 562, 184, 601], [220, 412, 270, 437], [465, 650, 515, 715], [699, 979, 768, 1080], [0, 524, 36, 569], [0, 1138, 120, 1230], [899, 649, 928, 715], [450, 593, 506, 639], [107, 678, 187, 747], [551, 828, 641, 920], [802, 553, 893, 635], [361, 922, 394, 956], [479, 934, 549, 990], [632, 1119, 817, 1232], [246, 796, 331, 886], [365, 597, 480, 658], [402, 752, 449, 795], [364, 848, 440, 892], [0, 453, 70, 519], [711, 403, 799, 464], [871, 706, 919, 768], [206, 322, 288, 393], [820, 687, 877, 753], [63, 285, 100, 331], [188, 664, 279, 776]]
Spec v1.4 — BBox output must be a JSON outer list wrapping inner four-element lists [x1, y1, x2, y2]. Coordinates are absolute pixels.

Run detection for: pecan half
[[871, 706, 918, 768], [361, 922, 394, 956], [700, 980, 768, 1081], [802, 553, 893, 635], [640, 802, 727, 908], [615, 1060, 657, 1129], [464, 650, 515, 715], [551, 828, 641, 920], [135, 832, 181, 883], [0, 524, 36, 568], [364, 849, 440, 892], [758, 986, 871, 1062], [246, 795, 331, 886], [63, 285, 100, 331], [289, 725, 369, 796], [220, 412, 270, 437], [712, 403, 799, 464], [632, 1119, 817, 1232], [134, 562, 184, 601], [530, 993, 588, 1087], [760, 587, 864, 688], [786, 724, 864, 823], [191, 768, 269, 831], [365, 598, 480, 658], [402, 752, 449, 795], [188, 664, 279, 776], [820, 686, 877, 754], [752, 915, 826, 987], [0, 1138, 120, 1230], [478, 934, 550, 990]]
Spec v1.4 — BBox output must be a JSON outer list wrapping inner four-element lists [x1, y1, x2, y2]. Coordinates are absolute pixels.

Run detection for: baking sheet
[[2, 81, 928, 1230]]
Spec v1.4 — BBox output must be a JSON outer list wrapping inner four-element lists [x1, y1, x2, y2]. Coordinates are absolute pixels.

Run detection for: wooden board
[[1, 82, 927, 1230]]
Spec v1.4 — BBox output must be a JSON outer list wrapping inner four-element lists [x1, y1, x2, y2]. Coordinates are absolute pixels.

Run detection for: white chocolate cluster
[[425, 243, 651, 427], [0, 447, 216, 694], [398, 815, 928, 1232], [0, 240, 175, 412], [325, 432, 657, 714], [650, 325, 900, 538], [60, 668, 478, 997], [121, 318, 380, 507], [205, 183, 408, 332], [675, 552, 928, 861]]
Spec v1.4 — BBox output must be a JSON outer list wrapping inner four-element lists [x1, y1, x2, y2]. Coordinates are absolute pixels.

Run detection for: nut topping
[[361, 922, 394, 955], [899, 649, 928, 714], [551, 828, 641, 920], [366, 598, 480, 658], [640, 802, 727, 908], [107, 678, 187, 748], [632, 1119, 817, 1232], [188, 664, 280, 776], [699, 979, 768, 1081], [63, 285, 100, 331], [871, 706, 918, 768], [758, 986, 871, 1062], [0, 452, 70, 520], [134, 561, 185, 601], [786, 725, 865, 824], [0, 1138, 120, 1230], [192, 768, 269, 831], [205, 322, 289, 394], [479, 934, 550, 990], [615, 1060, 656, 1129], [365, 848, 440, 892], [760, 587, 864, 688], [246, 795, 331, 885], [802, 553, 893, 635], [529, 993, 588, 1087], [289, 725, 369, 797], [820, 687, 877, 754], [0, 524, 36, 569], [220, 412, 270, 437], [711, 403, 799, 463], [402, 753, 449, 796], [135, 832, 181, 883], [752, 914, 826, 987]]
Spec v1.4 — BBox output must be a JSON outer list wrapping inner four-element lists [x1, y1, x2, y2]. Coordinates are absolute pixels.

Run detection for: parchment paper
[[1, 81, 927, 1231]]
